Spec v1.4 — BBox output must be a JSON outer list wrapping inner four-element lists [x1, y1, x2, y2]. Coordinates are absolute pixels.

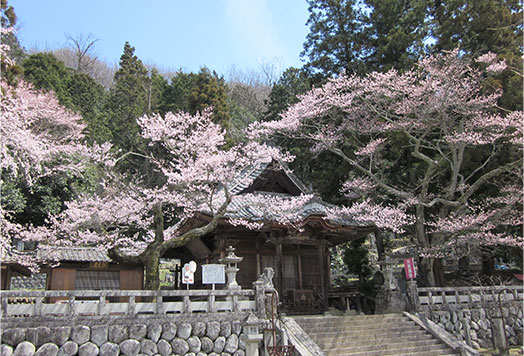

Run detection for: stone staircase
[[293, 313, 461, 356]]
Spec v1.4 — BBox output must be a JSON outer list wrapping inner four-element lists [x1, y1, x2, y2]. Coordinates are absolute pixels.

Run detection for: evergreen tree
[[106, 42, 149, 152], [68, 72, 110, 144], [301, 0, 365, 77], [429, 0, 523, 110], [160, 70, 196, 115], [1, 0, 24, 85], [264, 67, 312, 122], [188, 67, 230, 131], [361, 0, 428, 72], [22, 53, 73, 107]]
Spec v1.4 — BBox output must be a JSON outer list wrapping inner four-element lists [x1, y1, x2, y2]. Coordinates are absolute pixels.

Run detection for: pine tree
[[301, 0, 365, 77], [106, 42, 149, 152], [188, 67, 230, 131]]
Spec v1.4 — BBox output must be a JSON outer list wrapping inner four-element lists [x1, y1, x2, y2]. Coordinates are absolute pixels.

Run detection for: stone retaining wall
[[0, 318, 250, 356], [419, 304, 523, 349]]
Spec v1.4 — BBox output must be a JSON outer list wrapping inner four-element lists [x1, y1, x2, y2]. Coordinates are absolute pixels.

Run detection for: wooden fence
[[418, 285, 523, 308], [0, 289, 256, 318]]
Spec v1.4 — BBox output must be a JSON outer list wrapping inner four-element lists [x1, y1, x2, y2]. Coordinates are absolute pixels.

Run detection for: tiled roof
[[223, 193, 365, 227], [215, 160, 365, 227], [36, 246, 111, 262]]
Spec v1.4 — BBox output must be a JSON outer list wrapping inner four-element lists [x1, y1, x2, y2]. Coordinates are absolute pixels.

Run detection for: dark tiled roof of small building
[[37, 246, 111, 262]]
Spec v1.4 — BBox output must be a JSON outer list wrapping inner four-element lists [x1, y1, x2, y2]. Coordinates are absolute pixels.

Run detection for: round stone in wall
[[71, 326, 91, 345], [147, 325, 162, 343], [170, 338, 189, 355], [0, 344, 13, 356], [129, 325, 147, 340], [120, 339, 140, 356], [108, 325, 128, 344], [192, 322, 206, 337], [160, 324, 176, 342], [206, 322, 220, 341], [187, 336, 201, 353], [224, 334, 238, 354], [13, 341, 35, 356], [156, 339, 171, 356], [51, 327, 71, 347], [99, 342, 120, 356], [91, 325, 109, 347], [139, 339, 157, 356], [220, 322, 231, 338], [200, 336, 214, 353], [232, 321, 242, 335], [57, 341, 78, 356], [213, 336, 226, 353], [176, 323, 192, 340], [35, 343, 59, 356], [2, 329, 26, 347], [78, 342, 99, 356]]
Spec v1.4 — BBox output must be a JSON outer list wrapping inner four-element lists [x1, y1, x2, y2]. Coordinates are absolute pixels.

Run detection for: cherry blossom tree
[[1, 29, 91, 270], [251, 50, 523, 286], [49, 108, 311, 290]]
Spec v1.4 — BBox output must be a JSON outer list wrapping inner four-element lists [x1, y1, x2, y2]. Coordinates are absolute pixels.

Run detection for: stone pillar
[[406, 279, 420, 312], [492, 315, 509, 355], [375, 258, 406, 314], [242, 313, 264, 356]]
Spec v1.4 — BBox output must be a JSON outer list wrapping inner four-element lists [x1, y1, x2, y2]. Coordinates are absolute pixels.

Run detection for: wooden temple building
[[168, 161, 375, 313]]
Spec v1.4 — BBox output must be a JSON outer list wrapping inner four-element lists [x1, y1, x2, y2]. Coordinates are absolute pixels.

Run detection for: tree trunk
[[143, 202, 164, 291], [418, 256, 436, 287], [144, 251, 160, 291], [433, 258, 445, 286]]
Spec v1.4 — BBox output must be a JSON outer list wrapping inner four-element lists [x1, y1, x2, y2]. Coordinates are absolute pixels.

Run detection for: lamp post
[[219, 246, 243, 290]]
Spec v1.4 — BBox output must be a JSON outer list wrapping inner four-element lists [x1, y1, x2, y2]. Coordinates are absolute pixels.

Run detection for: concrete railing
[[1, 289, 257, 319], [417, 285, 523, 308]]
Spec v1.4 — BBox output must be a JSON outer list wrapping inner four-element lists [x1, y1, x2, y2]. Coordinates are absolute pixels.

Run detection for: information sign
[[202, 264, 225, 284]]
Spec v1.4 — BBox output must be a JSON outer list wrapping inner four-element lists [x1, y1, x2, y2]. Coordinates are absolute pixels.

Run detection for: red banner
[[404, 258, 416, 279]]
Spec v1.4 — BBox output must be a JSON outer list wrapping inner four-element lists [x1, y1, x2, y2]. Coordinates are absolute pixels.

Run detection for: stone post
[[406, 279, 420, 312], [242, 313, 264, 356], [253, 280, 266, 315], [492, 315, 509, 355]]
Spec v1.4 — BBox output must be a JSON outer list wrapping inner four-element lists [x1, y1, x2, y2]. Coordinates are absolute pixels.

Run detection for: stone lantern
[[219, 246, 243, 290], [242, 313, 263, 356]]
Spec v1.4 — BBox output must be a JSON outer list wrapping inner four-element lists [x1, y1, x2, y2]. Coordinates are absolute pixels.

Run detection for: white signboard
[[182, 261, 197, 284], [202, 264, 225, 284]]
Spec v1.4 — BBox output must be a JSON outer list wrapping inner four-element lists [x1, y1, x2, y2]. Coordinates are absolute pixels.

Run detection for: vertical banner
[[404, 257, 416, 280]]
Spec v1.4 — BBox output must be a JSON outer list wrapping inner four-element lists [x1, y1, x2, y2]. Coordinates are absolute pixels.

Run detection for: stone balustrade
[[417, 285, 523, 309], [1, 289, 258, 320]]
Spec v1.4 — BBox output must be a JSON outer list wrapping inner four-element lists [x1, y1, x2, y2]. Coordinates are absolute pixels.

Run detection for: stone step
[[315, 332, 435, 348], [295, 315, 405, 326], [292, 314, 460, 356], [305, 325, 425, 338], [301, 320, 417, 333], [326, 343, 458, 356], [323, 338, 441, 353]]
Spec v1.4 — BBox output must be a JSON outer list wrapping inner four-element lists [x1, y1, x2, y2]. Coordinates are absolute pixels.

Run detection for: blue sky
[[10, 0, 310, 77]]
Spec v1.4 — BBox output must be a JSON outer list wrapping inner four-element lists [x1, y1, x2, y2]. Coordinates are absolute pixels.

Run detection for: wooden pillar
[[297, 246, 303, 290], [256, 240, 261, 278], [276, 237, 284, 295], [375, 230, 385, 261], [318, 240, 328, 310]]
